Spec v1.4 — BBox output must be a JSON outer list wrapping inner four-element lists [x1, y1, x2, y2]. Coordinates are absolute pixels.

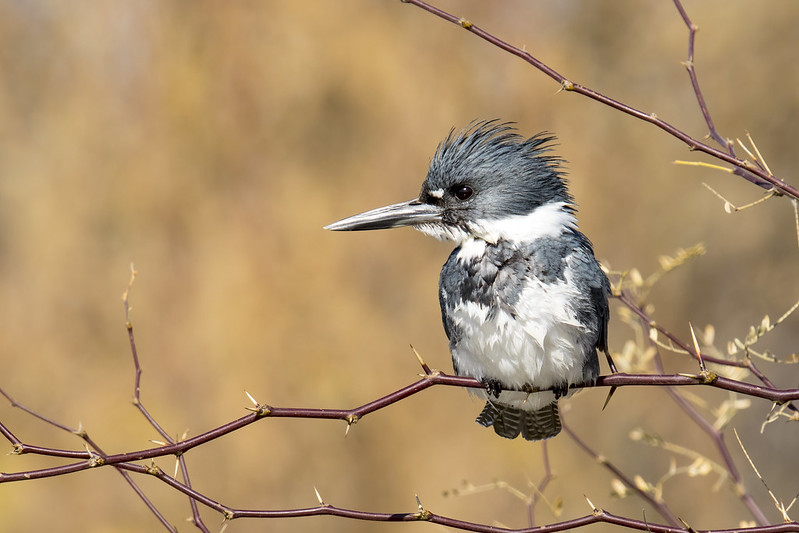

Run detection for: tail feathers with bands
[[476, 400, 561, 441]]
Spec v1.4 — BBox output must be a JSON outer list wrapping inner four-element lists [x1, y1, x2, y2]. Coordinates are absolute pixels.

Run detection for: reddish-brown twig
[[562, 421, 680, 526], [0, 386, 177, 532], [123, 269, 209, 532], [399, 0, 797, 199]]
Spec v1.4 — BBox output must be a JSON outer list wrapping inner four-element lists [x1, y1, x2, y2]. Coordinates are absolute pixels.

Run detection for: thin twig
[[562, 421, 680, 526], [123, 266, 210, 533], [649, 335, 770, 525], [671, 0, 729, 151], [399, 0, 797, 198], [0, 387, 177, 532], [528, 440, 555, 526]]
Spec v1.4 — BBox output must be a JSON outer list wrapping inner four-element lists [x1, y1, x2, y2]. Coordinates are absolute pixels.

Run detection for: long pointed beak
[[324, 199, 443, 231]]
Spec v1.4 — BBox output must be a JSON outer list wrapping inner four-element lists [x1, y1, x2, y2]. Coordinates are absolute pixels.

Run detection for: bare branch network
[[2, 1, 798, 532]]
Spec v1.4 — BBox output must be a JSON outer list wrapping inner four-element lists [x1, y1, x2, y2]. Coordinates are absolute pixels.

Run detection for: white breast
[[449, 267, 589, 410]]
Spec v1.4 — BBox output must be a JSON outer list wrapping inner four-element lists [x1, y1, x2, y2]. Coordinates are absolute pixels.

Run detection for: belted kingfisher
[[325, 121, 610, 441]]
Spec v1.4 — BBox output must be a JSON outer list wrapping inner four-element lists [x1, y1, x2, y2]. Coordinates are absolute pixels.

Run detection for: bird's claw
[[482, 378, 503, 398], [552, 382, 570, 400]]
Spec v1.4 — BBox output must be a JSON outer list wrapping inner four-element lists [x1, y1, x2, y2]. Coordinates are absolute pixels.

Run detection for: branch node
[[458, 18, 473, 29], [676, 371, 717, 384], [245, 404, 273, 418], [696, 370, 717, 384], [560, 79, 574, 92], [244, 390, 272, 416], [11, 443, 24, 455], [72, 424, 88, 438], [414, 494, 432, 520]]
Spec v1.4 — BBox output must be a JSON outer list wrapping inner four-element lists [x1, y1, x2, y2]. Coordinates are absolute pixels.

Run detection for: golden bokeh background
[[1, 1, 797, 532]]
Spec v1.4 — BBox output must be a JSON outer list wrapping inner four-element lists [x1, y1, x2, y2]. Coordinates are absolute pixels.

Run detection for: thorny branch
[[0, 386, 177, 533], [562, 421, 681, 527], [623, 298, 771, 525], [2, 368, 798, 477], [1, 364, 797, 513], [617, 291, 799, 415], [400, 0, 798, 199], [2, 1, 798, 532], [123, 267, 209, 533]]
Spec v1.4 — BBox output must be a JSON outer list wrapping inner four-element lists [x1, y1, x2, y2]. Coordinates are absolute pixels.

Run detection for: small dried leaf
[[724, 201, 734, 214], [649, 328, 658, 342], [687, 457, 712, 477], [732, 398, 752, 410], [552, 496, 564, 514], [629, 268, 644, 287], [621, 340, 636, 359], [633, 475, 650, 492], [703, 324, 715, 345], [610, 479, 628, 498]]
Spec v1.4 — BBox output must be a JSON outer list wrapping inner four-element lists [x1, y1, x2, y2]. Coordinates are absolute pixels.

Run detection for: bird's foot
[[481, 378, 504, 399], [552, 382, 570, 400]]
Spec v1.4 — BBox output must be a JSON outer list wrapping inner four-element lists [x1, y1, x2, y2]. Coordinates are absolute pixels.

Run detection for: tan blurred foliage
[[0, 1, 797, 532]]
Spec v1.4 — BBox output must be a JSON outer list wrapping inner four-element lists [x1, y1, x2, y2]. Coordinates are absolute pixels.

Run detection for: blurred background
[[0, 1, 797, 531]]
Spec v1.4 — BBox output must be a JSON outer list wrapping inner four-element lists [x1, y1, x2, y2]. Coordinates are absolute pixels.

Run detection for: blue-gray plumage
[[325, 121, 610, 441]]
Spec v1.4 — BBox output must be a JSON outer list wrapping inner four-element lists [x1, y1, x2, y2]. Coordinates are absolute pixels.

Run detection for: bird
[[325, 120, 611, 441]]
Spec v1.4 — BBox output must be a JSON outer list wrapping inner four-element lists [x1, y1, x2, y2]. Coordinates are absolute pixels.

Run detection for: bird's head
[[325, 121, 577, 244]]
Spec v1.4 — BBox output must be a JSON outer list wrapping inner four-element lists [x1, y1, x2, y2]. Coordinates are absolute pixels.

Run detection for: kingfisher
[[325, 121, 611, 441]]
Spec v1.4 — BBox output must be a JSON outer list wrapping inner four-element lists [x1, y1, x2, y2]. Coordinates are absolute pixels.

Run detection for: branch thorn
[[411, 345, 432, 375], [583, 494, 599, 514], [314, 485, 326, 506], [244, 390, 272, 416], [602, 387, 617, 411], [345, 414, 359, 437], [688, 322, 707, 373], [415, 494, 432, 520], [678, 517, 697, 532], [245, 390, 258, 407]]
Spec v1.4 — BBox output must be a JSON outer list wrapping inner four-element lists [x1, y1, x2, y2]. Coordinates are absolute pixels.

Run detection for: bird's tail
[[476, 399, 561, 441]]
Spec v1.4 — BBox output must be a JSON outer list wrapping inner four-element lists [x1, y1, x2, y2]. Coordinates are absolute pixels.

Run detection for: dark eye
[[453, 185, 473, 201]]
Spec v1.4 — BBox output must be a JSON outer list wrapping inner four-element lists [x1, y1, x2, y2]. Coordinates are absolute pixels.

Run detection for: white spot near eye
[[428, 188, 445, 199]]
